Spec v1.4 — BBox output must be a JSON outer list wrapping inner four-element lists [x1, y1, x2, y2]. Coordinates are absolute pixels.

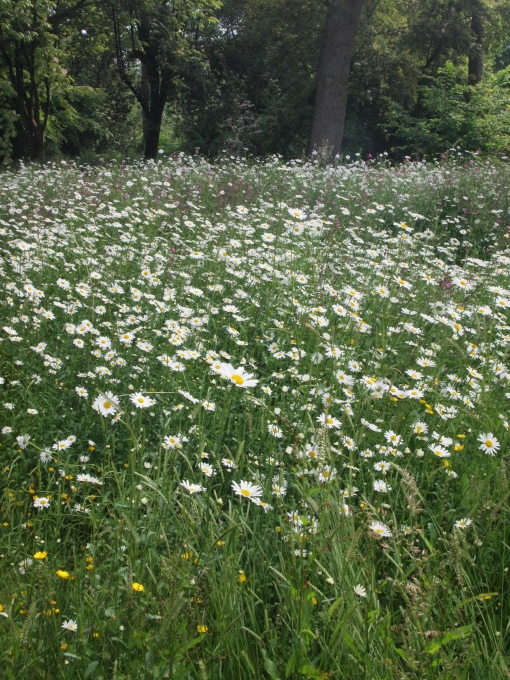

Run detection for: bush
[[387, 62, 510, 157]]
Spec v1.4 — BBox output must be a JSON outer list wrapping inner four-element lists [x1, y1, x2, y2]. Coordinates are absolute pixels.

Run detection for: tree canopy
[[1, 0, 510, 162]]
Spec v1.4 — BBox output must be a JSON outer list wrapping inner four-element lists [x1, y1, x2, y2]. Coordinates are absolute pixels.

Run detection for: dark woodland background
[[1, 0, 510, 163]]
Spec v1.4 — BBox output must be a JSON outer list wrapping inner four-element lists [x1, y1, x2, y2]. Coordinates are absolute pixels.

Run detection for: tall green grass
[[0, 153, 509, 678]]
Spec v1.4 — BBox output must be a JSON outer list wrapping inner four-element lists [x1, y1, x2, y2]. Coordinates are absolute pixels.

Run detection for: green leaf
[[241, 650, 257, 676], [262, 649, 281, 680], [426, 625, 474, 654], [177, 635, 205, 656], [366, 609, 378, 624], [299, 665, 324, 679], [340, 630, 362, 661], [84, 661, 99, 678], [299, 628, 317, 640], [285, 650, 297, 678], [394, 648, 408, 661]]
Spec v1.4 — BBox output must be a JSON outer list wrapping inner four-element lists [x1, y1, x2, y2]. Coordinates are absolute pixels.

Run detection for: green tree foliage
[[174, 0, 326, 157], [0, 75, 18, 163], [0, 0, 90, 161], [386, 61, 510, 156], [179, 0, 510, 159], [109, 0, 221, 159], [345, 0, 510, 157], [0, 0, 61, 160], [58, 6, 141, 157], [1, 0, 510, 160]]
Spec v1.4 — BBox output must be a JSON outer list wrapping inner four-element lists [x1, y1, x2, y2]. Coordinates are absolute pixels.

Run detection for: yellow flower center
[[240, 488, 251, 497], [231, 374, 244, 385], [103, 401, 111, 409]]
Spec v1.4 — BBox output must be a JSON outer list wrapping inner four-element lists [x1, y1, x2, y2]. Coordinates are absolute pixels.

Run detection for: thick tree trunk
[[307, 0, 366, 163], [111, 5, 176, 160], [141, 63, 151, 147], [27, 125, 46, 162], [2, 43, 50, 162], [17, 107, 45, 162], [143, 99, 165, 159], [144, 119, 162, 159], [468, 10, 484, 85]]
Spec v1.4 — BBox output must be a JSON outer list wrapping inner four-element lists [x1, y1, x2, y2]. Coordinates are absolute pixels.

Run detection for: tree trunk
[[468, 10, 484, 85], [143, 100, 165, 159], [307, 0, 366, 163], [141, 62, 151, 147], [144, 120, 162, 159], [5, 44, 51, 163], [27, 125, 46, 162]]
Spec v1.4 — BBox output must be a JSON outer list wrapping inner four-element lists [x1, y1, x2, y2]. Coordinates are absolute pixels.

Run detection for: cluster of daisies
[[1, 155, 509, 577]]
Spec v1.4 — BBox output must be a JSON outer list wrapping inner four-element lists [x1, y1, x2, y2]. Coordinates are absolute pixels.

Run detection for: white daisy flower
[[231, 480, 263, 500], [130, 392, 156, 408], [219, 363, 259, 388]]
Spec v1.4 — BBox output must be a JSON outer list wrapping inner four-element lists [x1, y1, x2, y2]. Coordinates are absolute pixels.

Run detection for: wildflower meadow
[[1, 152, 509, 679]]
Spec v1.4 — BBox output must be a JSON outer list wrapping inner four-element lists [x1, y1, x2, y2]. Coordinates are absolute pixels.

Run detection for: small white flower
[[92, 392, 119, 417], [454, 518, 472, 529], [40, 449, 53, 464], [130, 392, 156, 408], [199, 462, 215, 477], [33, 497, 51, 511], [478, 433, 500, 455], [62, 619, 78, 632], [373, 479, 391, 493], [18, 557, 33, 574], [180, 480, 205, 494], [369, 521, 392, 538], [219, 363, 258, 388], [354, 584, 367, 597], [232, 480, 263, 499]]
